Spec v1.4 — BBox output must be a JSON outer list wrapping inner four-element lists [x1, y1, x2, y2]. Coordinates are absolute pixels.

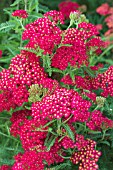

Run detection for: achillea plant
[[0, 1, 113, 170]]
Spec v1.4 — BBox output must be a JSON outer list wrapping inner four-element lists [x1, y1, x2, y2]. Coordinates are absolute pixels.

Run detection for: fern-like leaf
[[10, 0, 22, 6], [50, 162, 71, 170], [0, 21, 15, 33], [62, 124, 75, 142], [45, 135, 57, 151], [38, 4, 49, 13]]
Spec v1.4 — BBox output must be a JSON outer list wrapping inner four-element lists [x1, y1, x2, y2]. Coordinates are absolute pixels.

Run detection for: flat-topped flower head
[[12, 10, 28, 19], [58, 1, 80, 19], [44, 10, 64, 24]]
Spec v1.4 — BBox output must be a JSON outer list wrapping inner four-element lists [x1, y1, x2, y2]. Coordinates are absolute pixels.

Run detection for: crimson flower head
[[12, 10, 28, 19], [58, 1, 80, 19], [0, 50, 2, 58]]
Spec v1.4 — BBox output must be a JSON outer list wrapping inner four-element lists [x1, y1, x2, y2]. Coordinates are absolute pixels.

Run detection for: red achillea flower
[[92, 66, 113, 97], [96, 3, 110, 16], [22, 17, 62, 54], [12, 10, 28, 19], [0, 51, 47, 112], [0, 50, 2, 58], [0, 165, 12, 170], [71, 136, 101, 170], [58, 1, 79, 19], [78, 22, 99, 39], [44, 10, 65, 24], [87, 110, 113, 130], [12, 144, 64, 170], [32, 87, 91, 122], [86, 37, 105, 54]]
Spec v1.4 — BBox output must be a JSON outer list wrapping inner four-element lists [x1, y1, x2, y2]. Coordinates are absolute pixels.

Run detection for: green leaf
[[98, 67, 109, 73], [45, 135, 57, 151], [29, 13, 43, 19], [44, 132, 51, 146], [88, 130, 102, 134], [29, 2, 38, 12], [51, 68, 63, 74], [0, 56, 13, 63], [43, 119, 56, 128], [24, 106, 31, 110], [38, 4, 49, 13], [51, 162, 71, 170], [0, 21, 15, 32], [83, 67, 96, 77], [111, 140, 113, 148], [69, 71, 75, 82], [10, 0, 22, 6], [59, 44, 72, 48], [99, 141, 110, 146], [62, 124, 75, 142], [19, 47, 38, 55]]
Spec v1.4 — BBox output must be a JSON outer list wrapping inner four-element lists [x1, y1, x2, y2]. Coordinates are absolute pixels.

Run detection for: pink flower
[[105, 14, 113, 28], [96, 24, 103, 31], [12, 10, 28, 19], [96, 3, 110, 16]]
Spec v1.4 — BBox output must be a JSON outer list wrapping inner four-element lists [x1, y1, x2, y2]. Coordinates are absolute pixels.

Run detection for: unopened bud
[[96, 96, 106, 107]]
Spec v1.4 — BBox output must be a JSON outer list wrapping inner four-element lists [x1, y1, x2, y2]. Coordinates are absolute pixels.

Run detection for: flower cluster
[[21, 10, 105, 70], [12, 143, 64, 170], [9, 80, 111, 169], [92, 66, 113, 97], [0, 51, 47, 112], [44, 10, 64, 24], [52, 22, 103, 70], [31, 87, 91, 121], [87, 110, 113, 130], [71, 136, 101, 170], [58, 1, 80, 19], [12, 10, 28, 19], [61, 64, 113, 98], [96, 3, 110, 16], [0, 165, 12, 170], [22, 13, 62, 54]]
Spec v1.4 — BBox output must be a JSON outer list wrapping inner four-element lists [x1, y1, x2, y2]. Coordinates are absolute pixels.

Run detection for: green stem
[[93, 105, 99, 111], [58, 153, 71, 159], [0, 131, 20, 142], [43, 119, 56, 128], [99, 44, 113, 58], [63, 114, 73, 124], [24, 0, 28, 11], [19, 19, 25, 30], [0, 66, 4, 70], [101, 130, 107, 140], [35, 0, 39, 12], [0, 117, 9, 120]]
